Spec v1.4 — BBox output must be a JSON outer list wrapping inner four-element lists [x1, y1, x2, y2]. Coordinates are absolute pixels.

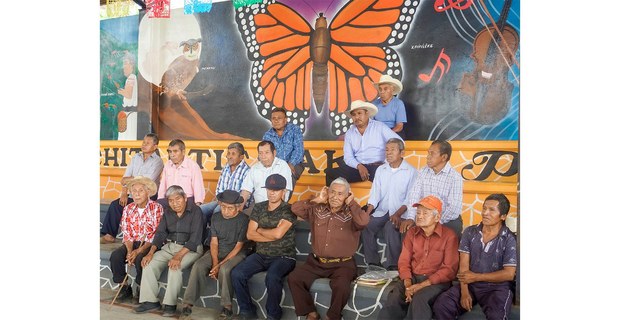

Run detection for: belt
[[166, 239, 187, 245], [313, 254, 352, 264]]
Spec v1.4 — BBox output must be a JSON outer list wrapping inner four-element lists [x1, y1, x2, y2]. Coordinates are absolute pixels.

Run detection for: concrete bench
[[99, 203, 519, 319]]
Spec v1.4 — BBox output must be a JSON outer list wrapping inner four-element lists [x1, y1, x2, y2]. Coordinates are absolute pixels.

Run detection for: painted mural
[[99, 0, 519, 141]]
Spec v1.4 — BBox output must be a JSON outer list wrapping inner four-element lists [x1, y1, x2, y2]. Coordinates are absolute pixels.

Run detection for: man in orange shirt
[[378, 195, 459, 320]]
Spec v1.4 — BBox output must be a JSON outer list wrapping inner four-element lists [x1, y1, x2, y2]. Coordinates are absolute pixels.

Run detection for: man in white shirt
[[240, 140, 293, 211]]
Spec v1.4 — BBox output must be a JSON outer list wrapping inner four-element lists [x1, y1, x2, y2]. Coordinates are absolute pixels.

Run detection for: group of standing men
[[100, 74, 517, 320]]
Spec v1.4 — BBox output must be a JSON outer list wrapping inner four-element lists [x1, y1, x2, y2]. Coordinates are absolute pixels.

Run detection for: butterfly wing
[[235, 0, 313, 132], [326, 0, 420, 135]]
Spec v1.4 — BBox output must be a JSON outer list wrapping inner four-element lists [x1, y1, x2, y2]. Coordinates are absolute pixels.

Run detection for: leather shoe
[[133, 301, 161, 314], [162, 304, 177, 317], [100, 234, 116, 244]]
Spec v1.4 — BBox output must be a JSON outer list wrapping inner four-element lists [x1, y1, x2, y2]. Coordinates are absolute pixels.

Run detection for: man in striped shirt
[[401, 140, 464, 237], [200, 142, 250, 244]]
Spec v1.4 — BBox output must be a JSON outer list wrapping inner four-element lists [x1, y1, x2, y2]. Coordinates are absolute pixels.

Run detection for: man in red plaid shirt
[[108, 176, 164, 302]]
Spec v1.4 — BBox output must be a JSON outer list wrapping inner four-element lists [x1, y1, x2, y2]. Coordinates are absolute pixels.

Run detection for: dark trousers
[[288, 255, 357, 320], [101, 198, 133, 237], [109, 241, 147, 285], [361, 213, 402, 268], [101, 194, 158, 237], [324, 160, 382, 186], [442, 216, 463, 241], [379, 275, 450, 320], [433, 282, 513, 320], [231, 253, 296, 319]]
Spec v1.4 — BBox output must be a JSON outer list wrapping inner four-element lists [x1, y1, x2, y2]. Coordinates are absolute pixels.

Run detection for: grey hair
[[165, 185, 186, 199], [227, 142, 245, 155], [387, 138, 405, 151], [330, 177, 350, 194]]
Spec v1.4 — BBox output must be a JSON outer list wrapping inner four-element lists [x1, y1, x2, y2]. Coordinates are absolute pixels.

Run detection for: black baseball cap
[[263, 173, 287, 190]]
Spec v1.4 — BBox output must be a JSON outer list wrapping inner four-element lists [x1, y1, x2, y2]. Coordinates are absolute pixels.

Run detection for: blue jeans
[[231, 253, 296, 319]]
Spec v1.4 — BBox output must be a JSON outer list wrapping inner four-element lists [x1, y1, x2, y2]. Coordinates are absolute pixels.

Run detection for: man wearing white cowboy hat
[[324, 100, 402, 186], [372, 74, 407, 137]]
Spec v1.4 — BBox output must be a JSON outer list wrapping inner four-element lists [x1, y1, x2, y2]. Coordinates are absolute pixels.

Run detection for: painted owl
[[160, 38, 202, 100]]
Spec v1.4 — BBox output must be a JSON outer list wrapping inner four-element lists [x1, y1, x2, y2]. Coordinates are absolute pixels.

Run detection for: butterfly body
[[236, 0, 419, 136]]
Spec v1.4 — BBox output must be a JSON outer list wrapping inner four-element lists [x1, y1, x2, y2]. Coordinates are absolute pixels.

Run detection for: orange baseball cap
[[413, 195, 443, 214]]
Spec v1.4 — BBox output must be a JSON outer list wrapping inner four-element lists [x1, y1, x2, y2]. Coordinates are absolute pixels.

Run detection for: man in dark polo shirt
[[379, 195, 459, 320], [134, 185, 204, 317], [231, 174, 297, 320], [288, 177, 370, 320], [433, 193, 517, 320]]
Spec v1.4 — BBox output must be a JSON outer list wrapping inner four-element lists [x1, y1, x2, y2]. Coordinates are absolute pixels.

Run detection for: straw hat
[[347, 100, 378, 117], [126, 176, 158, 197], [374, 74, 403, 94]]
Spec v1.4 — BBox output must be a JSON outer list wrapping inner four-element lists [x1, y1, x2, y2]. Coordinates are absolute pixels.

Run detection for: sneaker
[[219, 307, 233, 319], [178, 305, 192, 320], [386, 265, 398, 271], [162, 304, 177, 317], [133, 301, 161, 314], [116, 284, 132, 301]]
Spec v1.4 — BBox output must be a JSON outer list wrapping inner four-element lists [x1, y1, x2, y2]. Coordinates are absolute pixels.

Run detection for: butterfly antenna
[[324, 0, 338, 16], [300, 0, 318, 16]]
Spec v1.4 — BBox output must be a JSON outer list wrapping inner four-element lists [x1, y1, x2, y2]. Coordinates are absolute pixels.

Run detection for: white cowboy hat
[[126, 176, 158, 197], [373, 74, 403, 94], [348, 100, 378, 118]]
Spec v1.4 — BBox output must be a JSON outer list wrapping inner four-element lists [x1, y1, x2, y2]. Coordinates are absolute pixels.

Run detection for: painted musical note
[[434, 0, 473, 12], [418, 48, 451, 83]]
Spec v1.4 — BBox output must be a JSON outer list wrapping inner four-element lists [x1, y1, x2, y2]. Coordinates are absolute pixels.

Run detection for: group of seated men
[[101, 84, 517, 320]]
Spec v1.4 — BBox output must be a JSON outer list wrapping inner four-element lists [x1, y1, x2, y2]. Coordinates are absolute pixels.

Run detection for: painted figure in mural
[[240, 141, 293, 212], [379, 195, 458, 320], [401, 140, 464, 237], [134, 185, 204, 316], [101, 133, 163, 244], [324, 100, 402, 186], [108, 176, 163, 302], [372, 74, 407, 139], [155, 36, 243, 140], [160, 38, 201, 101], [199, 142, 251, 245], [231, 174, 297, 320], [433, 193, 517, 320], [179, 190, 250, 320], [234, 0, 420, 137], [156, 139, 206, 209], [361, 138, 417, 271], [262, 107, 305, 186], [288, 177, 369, 320], [117, 52, 139, 140]]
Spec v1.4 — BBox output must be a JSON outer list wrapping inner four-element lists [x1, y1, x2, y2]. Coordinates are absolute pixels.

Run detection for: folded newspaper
[[356, 266, 400, 286]]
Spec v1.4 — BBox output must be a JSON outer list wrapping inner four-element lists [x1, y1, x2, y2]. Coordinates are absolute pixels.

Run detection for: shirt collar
[[413, 223, 443, 237]]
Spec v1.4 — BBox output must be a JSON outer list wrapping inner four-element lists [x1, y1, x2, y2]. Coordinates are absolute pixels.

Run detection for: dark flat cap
[[216, 190, 244, 204]]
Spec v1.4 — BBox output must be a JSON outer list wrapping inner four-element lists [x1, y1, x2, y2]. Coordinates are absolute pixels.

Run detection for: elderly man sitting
[[288, 177, 370, 320], [134, 185, 204, 317]]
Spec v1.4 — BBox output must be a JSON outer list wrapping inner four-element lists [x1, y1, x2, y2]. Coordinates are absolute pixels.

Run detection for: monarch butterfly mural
[[234, 0, 420, 136]]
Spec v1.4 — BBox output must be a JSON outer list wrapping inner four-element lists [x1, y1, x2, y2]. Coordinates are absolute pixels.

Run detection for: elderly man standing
[[372, 74, 407, 137], [288, 177, 369, 320], [134, 185, 204, 317], [433, 194, 517, 320], [231, 174, 297, 320], [362, 138, 417, 270], [240, 140, 293, 210], [109, 176, 163, 301], [179, 190, 250, 320], [378, 195, 458, 320], [401, 140, 464, 237], [157, 139, 206, 208], [324, 100, 402, 186], [263, 107, 305, 184], [101, 133, 164, 243]]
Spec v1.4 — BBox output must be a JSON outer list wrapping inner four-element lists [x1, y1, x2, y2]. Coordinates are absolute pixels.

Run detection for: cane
[[109, 238, 147, 308]]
